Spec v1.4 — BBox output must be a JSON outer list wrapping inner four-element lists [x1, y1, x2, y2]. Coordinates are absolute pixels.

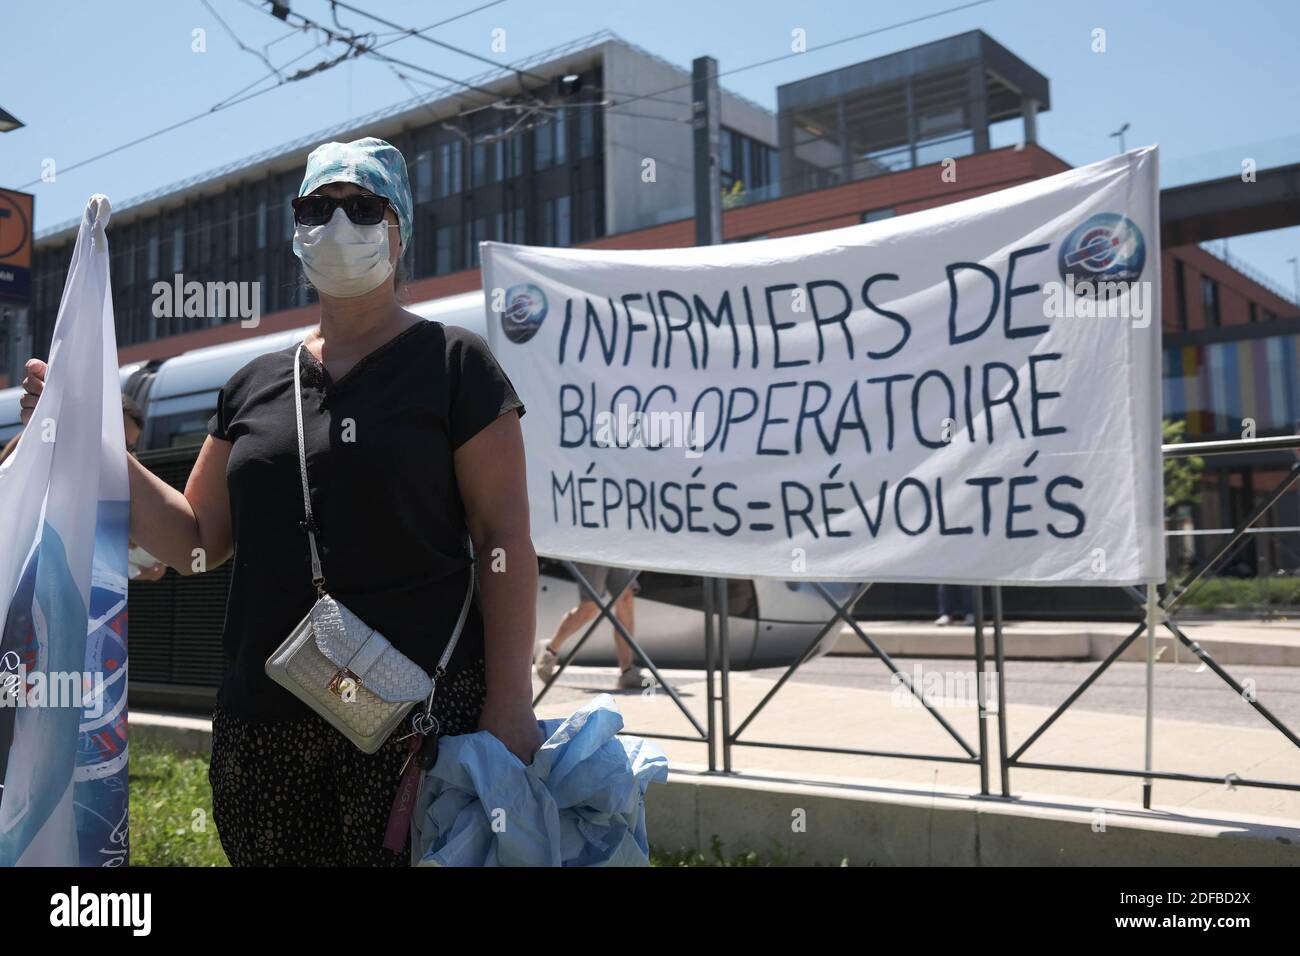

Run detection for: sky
[[2, 0, 1298, 294]]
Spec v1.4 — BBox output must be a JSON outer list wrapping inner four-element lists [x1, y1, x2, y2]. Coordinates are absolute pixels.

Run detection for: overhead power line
[[9, 0, 512, 189]]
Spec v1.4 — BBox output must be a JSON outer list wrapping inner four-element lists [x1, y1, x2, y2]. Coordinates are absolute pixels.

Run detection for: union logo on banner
[[1057, 212, 1147, 294]]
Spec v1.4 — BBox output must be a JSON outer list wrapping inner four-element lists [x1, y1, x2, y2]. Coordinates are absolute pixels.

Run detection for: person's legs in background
[[612, 583, 646, 689], [935, 585, 975, 626], [537, 562, 612, 681], [935, 584, 955, 626], [535, 599, 598, 681], [536, 564, 647, 690]]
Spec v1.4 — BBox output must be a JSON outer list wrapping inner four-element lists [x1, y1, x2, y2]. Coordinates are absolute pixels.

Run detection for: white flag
[[0, 195, 130, 866]]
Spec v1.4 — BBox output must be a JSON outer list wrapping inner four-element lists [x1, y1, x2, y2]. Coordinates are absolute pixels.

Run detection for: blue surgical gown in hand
[[410, 694, 669, 866]]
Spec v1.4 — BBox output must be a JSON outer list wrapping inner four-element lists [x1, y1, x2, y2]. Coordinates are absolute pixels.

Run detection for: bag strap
[[437, 548, 476, 677], [293, 342, 476, 729], [293, 343, 326, 595]]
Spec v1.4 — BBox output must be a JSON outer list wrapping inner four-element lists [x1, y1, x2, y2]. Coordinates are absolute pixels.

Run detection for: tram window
[[144, 412, 212, 451]]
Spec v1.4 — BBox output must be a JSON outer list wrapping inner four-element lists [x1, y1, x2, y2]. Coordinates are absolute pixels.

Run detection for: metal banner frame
[[531, 561, 718, 768], [715, 580, 992, 791], [994, 438, 1300, 806]]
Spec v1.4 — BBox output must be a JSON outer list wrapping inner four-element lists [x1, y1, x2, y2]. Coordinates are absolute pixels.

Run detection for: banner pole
[[702, 575, 718, 773], [718, 577, 733, 773], [1143, 581, 1158, 809], [973, 586, 989, 796], [992, 586, 1010, 797]]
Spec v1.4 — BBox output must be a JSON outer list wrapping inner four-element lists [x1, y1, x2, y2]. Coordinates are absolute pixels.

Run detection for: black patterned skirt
[[208, 656, 487, 866]]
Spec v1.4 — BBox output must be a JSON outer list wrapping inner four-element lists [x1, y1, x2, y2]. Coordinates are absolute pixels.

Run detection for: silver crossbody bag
[[265, 343, 475, 754]]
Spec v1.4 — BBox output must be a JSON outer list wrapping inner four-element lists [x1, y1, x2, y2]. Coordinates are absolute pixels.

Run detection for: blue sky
[[2, 0, 1298, 293]]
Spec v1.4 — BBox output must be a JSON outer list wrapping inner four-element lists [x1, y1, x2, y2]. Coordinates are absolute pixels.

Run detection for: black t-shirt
[[206, 320, 525, 720]]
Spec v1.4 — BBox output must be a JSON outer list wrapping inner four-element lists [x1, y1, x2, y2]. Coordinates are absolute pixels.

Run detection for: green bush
[[1175, 575, 1300, 611]]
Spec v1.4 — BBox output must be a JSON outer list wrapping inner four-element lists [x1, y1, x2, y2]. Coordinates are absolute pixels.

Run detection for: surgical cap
[[298, 136, 413, 249]]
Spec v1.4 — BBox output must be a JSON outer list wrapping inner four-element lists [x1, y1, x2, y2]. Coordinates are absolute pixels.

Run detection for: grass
[[128, 742, 228, 867], [128, 743, 802, 867]]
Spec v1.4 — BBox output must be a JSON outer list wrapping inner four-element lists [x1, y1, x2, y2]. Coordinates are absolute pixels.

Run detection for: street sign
[[0, 188, 35, 302]]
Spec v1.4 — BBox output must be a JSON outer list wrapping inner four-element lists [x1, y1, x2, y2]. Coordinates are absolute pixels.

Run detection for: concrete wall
[[648, 769, 1300, 866]]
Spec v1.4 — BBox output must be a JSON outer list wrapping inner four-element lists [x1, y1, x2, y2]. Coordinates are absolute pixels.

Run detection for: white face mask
[[292, 207, 396, 298]]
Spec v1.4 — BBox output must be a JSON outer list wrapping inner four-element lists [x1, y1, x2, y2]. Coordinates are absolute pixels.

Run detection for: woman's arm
[[128, 436, 234, 574], [20, 356, 233, 574], [454, 409, 541, 764]]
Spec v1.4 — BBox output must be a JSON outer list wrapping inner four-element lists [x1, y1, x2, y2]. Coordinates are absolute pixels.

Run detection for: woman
[[19, 136, 542, 866]]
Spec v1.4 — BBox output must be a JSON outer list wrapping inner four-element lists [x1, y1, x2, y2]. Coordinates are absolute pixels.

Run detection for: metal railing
[[998, 435, 1300, 806]]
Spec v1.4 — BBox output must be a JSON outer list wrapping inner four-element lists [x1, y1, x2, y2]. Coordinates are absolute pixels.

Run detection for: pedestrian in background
[[537, 562, 647, 690]]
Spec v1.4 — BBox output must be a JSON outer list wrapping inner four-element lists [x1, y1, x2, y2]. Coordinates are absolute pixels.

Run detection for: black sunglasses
[[291, 193, 393, 227]]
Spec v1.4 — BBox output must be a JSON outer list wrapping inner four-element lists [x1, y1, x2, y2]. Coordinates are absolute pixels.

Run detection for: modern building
[[774, 30, 1048, 198], [1162, 242, 1300, 576]]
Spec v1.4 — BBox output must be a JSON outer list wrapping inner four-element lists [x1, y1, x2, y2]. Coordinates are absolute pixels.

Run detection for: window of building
[[171, 225, 184, 273], [862, 207, 895, 223], [416, 149, 433, 203], [472, 139, 487, 187], [435, 225, 453, 275], [509, 133, 524, 178], [541, 198, 554, 245], [1249, 302, 1258, 323], [491, 131, 505, 183], [535, 117, 554, 170], [1202, 276, 1220, 327], [439, 142, 463, 197], [1174, 259, 1188, 330], [578, 105, 594, 159], [469, 217, 487, 267], [554, 109, 567, 165], [256, 198, 267, 249], [556, 195, 571, 246]]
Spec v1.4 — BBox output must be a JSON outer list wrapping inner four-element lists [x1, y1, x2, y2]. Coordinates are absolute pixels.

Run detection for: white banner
[[482, 148, 1164, 585], [0, 196, 130, 866]]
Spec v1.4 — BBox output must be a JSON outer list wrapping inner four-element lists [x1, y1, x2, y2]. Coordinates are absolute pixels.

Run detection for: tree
[[1163, 419, 1204, 516]]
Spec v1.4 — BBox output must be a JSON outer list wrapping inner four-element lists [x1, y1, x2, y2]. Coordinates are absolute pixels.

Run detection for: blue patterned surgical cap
[[298, 136, 413, 249]]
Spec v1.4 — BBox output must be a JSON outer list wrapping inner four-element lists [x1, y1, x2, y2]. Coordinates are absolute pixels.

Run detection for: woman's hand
[[19, 359, 46, 426], [477, 693, 542, 765]]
